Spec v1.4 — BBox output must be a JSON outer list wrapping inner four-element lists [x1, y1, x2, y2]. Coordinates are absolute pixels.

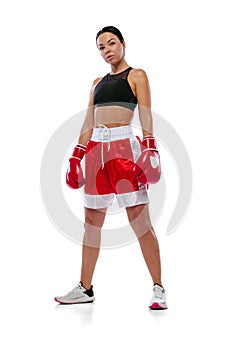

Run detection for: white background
[[1, 0, 233, 349]]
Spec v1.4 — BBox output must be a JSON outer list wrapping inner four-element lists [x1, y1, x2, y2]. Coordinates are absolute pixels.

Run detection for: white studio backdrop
[[0, 0, 233, 349]]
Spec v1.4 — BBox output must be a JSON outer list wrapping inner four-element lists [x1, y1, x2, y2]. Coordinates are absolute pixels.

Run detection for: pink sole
[[149, 302, 167, 310], [54, 297, 74, 304], [54, 297, 94, 305]]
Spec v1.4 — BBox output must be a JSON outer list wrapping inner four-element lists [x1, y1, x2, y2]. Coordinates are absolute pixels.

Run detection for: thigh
[[85, 140, 114, 196], [110, 138, 139, 193]]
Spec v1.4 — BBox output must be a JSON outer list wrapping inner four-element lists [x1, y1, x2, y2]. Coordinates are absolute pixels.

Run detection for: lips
[[106, 55, 114, 60]]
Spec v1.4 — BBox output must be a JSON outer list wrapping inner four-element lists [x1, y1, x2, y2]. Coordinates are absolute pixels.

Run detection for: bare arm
[[77, 78, 99, 146], [133, 69, 154, 137]]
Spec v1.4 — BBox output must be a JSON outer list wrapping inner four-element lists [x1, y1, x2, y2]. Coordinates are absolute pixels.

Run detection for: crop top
[[93, 67, 138, 112]]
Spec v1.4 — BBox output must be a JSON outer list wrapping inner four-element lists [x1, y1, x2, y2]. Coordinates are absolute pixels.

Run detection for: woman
[[55, 26, 167, 310]]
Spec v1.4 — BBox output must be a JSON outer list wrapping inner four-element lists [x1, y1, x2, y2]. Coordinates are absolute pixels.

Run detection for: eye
[[99, 46, 104, 51], [110, 41, 116, 46]]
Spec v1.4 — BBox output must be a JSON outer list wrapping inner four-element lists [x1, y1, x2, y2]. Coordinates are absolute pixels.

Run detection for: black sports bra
[[94, 67, 138, 111]]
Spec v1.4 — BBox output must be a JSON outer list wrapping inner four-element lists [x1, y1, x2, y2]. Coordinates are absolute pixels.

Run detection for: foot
[[54, 282, 95, 304], [149, 283, 167, 310]]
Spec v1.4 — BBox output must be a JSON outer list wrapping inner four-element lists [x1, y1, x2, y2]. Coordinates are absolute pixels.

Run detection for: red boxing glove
[[66, 144, 86, 189], [134, 136, 161, 184]]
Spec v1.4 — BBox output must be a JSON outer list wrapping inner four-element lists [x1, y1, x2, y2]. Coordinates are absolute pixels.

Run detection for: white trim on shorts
[[84, 186, 149, 209], [91, 124, 134, 142]]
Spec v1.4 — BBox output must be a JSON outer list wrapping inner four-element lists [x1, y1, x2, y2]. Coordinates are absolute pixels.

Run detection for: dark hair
[[96, 26, 124, 43]]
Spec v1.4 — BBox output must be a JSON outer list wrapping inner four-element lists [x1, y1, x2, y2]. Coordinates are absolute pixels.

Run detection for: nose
[[103, 45, 110, 55]]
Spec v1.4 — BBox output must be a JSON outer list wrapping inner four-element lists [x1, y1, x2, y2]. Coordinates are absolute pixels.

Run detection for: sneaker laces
[[71, 282, 84, 292], [153, 285, 164, 299]]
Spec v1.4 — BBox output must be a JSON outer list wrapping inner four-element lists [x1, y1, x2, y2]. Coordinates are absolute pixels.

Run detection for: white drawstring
[[99, 124, 111, 169]]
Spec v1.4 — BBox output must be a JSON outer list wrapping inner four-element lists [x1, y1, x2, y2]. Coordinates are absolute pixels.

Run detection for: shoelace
[[72, 282, 83, 292], [99, 124, 111, 169], [153, 285, 164, 299]]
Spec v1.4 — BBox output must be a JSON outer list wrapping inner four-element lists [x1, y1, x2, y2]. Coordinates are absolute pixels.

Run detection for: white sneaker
[[149, 284, 167, 310], [54, 282, 95, 304]]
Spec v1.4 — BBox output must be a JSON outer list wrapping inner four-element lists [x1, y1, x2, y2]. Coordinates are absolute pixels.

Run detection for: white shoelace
[[72, 282, 83, 292], [99, 124, 111, 169], [153, 285, 164, 299]]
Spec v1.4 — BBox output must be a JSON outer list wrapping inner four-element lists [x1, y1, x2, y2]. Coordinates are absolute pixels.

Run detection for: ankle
[[80, 281, 92, 290], [153, 281, 163, 288]]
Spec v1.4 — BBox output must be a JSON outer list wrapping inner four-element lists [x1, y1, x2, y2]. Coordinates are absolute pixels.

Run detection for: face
[[96, 32, 125, 64]]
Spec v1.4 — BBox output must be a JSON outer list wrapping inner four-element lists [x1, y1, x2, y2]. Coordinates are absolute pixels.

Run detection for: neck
[[110, 59, 129, 74]]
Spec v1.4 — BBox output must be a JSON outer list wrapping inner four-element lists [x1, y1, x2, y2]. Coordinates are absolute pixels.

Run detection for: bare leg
[[80, 207, 107, 289], [126, 204, 162, 286]]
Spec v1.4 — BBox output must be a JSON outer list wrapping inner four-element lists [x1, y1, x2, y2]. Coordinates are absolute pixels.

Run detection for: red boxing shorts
[[84, 125, 149, 209]]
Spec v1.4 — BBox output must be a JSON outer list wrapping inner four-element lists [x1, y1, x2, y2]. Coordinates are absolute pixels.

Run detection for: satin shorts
[[83, 125, 149, 209]]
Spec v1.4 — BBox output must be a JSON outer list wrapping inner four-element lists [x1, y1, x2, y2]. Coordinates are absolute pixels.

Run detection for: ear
[[122, 41, 126, 56]]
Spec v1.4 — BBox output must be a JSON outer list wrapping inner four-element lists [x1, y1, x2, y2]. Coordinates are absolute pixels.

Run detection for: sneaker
[[149, 283, 167, 310], [54, 282, 95, 304]]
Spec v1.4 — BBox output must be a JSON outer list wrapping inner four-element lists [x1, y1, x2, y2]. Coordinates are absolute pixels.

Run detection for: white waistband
[[91, 125, 134, 142]]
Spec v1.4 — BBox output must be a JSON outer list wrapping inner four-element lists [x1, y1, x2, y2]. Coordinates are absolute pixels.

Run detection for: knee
[[84, 209, 105, 232], [130, 217, 152, 237], [127, 206, 152, 236]]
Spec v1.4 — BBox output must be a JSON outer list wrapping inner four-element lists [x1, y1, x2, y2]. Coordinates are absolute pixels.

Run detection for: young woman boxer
[[55, 26, 167, 310]]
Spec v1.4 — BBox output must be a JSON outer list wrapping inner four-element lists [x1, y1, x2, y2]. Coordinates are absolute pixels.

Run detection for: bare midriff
[[94, 105, 134, 128]]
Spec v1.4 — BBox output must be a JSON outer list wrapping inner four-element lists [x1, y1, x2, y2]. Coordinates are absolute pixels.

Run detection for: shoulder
[[129, 68, 149, 84], [93, 77, 103, 87], [130, 68, 148, 78], [88, 77, 103, 100], [89, 77, 103, 93]]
